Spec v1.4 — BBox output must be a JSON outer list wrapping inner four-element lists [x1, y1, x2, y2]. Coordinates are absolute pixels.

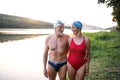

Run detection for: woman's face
[[71, 25, 80, 35]]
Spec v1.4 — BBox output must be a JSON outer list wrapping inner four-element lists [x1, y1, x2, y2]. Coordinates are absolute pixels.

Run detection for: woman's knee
[[76, 64, 86, 80]]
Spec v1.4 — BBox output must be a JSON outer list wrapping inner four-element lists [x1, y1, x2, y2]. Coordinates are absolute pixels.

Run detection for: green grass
[[83, 30, 120, 80]]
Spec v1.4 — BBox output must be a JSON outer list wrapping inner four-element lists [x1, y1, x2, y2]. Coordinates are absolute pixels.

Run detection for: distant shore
[[0, 29, 110, 43]]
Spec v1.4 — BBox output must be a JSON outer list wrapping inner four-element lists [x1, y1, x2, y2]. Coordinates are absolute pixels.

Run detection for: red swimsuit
[[68, 37, 87, 71]]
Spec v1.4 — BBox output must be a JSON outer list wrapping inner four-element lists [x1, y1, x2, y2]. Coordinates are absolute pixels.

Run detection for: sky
[[0, 0, 117, 29]]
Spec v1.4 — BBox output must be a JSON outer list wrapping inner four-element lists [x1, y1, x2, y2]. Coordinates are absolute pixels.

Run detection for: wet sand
[[0, 35, 59, 80]]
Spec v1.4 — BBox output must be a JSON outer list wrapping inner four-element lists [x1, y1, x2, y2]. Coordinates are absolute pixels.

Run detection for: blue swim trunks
[[48, 60, 67, 72]]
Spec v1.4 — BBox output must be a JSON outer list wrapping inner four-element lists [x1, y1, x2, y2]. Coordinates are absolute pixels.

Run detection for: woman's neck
[[75, 33, 82, 38]]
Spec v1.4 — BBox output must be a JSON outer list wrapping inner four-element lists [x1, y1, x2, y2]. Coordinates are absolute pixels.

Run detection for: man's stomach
[[49, 50, 67, 62]]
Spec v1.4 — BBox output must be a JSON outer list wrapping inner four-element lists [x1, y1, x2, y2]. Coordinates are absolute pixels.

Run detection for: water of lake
[[0, 35, 59, 80], [0, 29, 110, 34]]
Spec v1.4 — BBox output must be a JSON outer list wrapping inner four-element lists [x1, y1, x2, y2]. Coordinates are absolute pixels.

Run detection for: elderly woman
[[67, 21, 90, 80]]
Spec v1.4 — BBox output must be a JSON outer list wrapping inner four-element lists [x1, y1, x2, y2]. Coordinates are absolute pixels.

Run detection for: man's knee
[[59, 76, 66, 80], [48, 75, 56, 80], [59, 72, 66, 80], [48, 71, 57, 80]]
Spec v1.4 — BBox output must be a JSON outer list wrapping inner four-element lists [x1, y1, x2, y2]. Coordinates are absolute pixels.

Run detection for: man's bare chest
[[48, 38, 67, 50]]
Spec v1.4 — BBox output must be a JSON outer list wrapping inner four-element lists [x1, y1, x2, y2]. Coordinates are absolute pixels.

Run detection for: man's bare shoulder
[[64, 34, 70, 38], [45, 34, 54, 43], [68, 37, 72, 43]]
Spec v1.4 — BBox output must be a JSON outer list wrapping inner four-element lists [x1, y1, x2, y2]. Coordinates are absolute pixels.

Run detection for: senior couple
[[43, 20, 90, 80]]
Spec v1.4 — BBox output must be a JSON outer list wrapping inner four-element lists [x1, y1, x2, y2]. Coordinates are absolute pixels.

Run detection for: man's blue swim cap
[[72, 21, 82, 29], [54, 20, 64, 28]]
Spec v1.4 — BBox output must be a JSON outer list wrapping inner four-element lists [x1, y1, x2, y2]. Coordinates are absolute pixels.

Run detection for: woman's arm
[[85, 36, 91, 76]]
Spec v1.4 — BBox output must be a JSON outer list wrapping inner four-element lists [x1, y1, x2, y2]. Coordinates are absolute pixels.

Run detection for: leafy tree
[[98, 0, 120, 27]]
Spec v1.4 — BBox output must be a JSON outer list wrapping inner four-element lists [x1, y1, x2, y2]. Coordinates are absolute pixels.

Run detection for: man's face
[[55, 25, 64, 36]]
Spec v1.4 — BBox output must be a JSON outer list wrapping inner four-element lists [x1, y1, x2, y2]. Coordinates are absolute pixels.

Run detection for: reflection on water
[[0, 36, 49, 80], [0, 29, 54, 34]]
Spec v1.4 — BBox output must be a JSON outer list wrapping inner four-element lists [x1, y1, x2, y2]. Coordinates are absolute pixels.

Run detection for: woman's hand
[[85, 67, 89, 76]]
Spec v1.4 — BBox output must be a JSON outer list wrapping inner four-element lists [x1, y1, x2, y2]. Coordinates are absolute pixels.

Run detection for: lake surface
[[0, 35, 60, 80], [0, 29, 110, 34]]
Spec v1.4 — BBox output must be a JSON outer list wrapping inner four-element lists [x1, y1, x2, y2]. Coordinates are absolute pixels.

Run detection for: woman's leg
[[58, 64, 67, 80], [76, 64, 86, 80], [67, 62, 76, 80]]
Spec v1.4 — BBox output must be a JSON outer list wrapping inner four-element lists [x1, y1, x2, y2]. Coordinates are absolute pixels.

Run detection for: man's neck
[[55, 34, 63, 38]]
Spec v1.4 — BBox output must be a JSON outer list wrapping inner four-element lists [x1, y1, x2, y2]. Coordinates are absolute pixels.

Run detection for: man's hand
[[43, 68, 48, 78]]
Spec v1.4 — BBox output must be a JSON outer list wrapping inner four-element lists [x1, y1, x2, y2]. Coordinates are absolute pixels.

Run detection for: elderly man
[[43, 20, 69, 80]]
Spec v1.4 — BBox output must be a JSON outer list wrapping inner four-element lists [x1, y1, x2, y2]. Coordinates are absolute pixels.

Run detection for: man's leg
[[58, 64, 67, 80], [48, 64, 57, 80]]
